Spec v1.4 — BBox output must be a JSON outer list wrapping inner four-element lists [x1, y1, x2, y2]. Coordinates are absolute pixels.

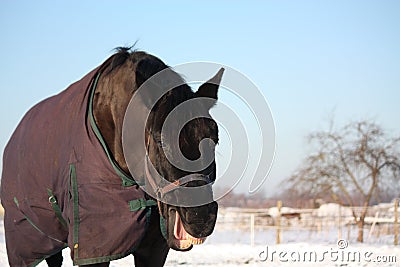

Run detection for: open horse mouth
[[171, 210, 207, 250], [164, 201, 218, 251]]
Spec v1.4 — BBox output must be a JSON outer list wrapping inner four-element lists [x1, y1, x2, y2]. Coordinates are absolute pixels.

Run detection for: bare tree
[[286, 120, 400, 242]]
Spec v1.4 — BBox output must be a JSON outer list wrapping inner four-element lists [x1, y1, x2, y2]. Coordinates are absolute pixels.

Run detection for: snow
[[375, 203, 395, 210], [389, 207, 400, 213], [316, 203, 353, 218], [268, 207, 296, 217], [1, 215, 399, 266]]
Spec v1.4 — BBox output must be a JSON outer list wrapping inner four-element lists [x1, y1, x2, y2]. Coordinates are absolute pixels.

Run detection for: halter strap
[[144, 154, 213, 200], [159, 173, 212, 196]]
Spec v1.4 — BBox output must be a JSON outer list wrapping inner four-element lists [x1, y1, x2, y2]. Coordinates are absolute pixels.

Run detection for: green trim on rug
[[87, 72, 136, 187], [70, 164, 80, 261]]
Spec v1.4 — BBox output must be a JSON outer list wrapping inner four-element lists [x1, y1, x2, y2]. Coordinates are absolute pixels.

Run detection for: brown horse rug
[[1, 64, 155, 266]]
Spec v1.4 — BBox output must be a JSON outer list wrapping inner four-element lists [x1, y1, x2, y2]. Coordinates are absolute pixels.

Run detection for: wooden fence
[[217, 199, 399, 246]]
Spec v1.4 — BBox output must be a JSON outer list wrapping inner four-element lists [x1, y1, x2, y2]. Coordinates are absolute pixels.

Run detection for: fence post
[[368, 212, 379, 242], [250, 214, 255, 247], [347, 223, 351, 241], [395, 199, 398, 246], [276, 200, 282, 244], [338, 204, 342, 240]]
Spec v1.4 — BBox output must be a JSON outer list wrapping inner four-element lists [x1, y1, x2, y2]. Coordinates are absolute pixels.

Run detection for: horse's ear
[[195, 68, 224, 109]]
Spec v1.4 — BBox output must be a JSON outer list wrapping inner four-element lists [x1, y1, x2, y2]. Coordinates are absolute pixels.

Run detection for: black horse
[[1, 47, 223, 266]]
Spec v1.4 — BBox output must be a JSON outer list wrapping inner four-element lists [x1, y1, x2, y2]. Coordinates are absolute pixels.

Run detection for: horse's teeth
[[187, 236, 205, 245]]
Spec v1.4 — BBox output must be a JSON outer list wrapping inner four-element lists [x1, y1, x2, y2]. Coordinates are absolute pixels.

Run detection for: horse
[[1, 47, 223, 267]]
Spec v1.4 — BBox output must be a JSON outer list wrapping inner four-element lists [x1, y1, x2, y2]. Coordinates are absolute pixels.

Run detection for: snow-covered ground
[[1, 219, 399, 267]]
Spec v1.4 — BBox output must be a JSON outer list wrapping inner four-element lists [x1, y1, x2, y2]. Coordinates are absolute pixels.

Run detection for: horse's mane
[[99, 46, 138, 75]]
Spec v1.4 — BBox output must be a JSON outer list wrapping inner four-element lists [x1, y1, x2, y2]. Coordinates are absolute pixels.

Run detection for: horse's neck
[[92, 74, 133, 174]]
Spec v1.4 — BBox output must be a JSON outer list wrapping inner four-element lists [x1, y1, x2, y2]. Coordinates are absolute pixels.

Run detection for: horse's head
[[96, 48, 223, 251], [143, 66, 223, 251]]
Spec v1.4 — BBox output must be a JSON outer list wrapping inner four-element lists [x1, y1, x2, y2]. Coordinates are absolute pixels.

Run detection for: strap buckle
[[48, 195, 57, 204]]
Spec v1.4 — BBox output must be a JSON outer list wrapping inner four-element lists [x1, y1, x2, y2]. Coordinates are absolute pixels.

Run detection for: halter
[[145, 155, 213, 199]]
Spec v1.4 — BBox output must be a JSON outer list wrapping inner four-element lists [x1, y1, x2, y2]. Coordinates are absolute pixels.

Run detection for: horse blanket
[[1, 66, 155, 266]]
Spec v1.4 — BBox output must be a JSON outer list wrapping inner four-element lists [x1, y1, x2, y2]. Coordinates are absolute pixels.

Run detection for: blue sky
[[1, 1, 399, 195]]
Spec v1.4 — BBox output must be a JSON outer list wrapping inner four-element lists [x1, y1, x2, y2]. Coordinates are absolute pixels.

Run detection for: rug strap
[[47, 188, 68, 229], [128, 198, 157, 212]]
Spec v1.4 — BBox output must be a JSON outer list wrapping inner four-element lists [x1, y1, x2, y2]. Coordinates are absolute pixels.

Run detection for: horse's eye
[[156, 139, 167, 149], [151, 134, 162, 146]]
